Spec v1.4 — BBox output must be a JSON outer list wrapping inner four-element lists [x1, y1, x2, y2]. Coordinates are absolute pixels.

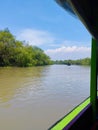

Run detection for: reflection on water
[[0, 65, 90, 130], [0, 67, 45, 103]]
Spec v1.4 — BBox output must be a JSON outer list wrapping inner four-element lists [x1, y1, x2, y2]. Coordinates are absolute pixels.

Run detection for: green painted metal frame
[[49, 98, 90, 130], [90, 38, 98, 122]]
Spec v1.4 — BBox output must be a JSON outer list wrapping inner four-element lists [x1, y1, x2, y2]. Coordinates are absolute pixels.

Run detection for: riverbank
[[0, 29, 52, 67], [53, 57, 90, 66]]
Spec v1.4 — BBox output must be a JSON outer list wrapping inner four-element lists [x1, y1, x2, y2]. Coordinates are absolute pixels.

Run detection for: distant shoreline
[[0, 57, 90, 67], [52, 57, 90, 66]]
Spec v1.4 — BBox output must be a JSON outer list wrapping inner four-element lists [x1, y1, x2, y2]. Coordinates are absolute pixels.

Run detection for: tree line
[[53, 57, 91, 66], [0, 28, 52, 67]]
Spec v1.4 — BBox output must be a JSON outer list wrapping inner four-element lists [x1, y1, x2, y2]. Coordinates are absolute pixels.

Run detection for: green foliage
[[0, 28, 51, 67], [54, 58, 91, 66]]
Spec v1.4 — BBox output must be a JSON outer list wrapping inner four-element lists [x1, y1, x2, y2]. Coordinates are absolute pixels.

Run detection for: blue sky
[[0, 0, 91, 60]]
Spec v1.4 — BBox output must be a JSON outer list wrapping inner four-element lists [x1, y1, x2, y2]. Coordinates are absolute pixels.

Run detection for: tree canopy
[[0, 29, 52, 67], [53, 58, 91, 66]]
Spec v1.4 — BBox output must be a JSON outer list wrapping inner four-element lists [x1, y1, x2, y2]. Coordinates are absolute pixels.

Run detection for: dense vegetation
[[54, 58, 91, 66], [0, 28, 52, 67]]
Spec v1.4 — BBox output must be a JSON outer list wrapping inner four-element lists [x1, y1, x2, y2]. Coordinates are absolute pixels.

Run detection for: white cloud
[[58, 40, 91, 46], [17, 29, 55, 46], [62, 40, 90, 46], [16, 29, 91, 60], [45, 46, 91, 60]]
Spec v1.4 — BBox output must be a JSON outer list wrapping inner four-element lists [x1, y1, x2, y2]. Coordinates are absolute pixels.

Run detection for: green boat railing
[[49, 97, 90, 130]]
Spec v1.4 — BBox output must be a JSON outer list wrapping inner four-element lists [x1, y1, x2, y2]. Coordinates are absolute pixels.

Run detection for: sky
[[0, 0, 91, 60]]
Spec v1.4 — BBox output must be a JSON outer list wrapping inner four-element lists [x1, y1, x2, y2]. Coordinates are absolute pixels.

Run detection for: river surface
[[0, 65, 90, 130]]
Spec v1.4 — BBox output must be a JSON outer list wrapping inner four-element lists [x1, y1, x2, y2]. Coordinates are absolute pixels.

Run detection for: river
[[0, 65, 90, 130]]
